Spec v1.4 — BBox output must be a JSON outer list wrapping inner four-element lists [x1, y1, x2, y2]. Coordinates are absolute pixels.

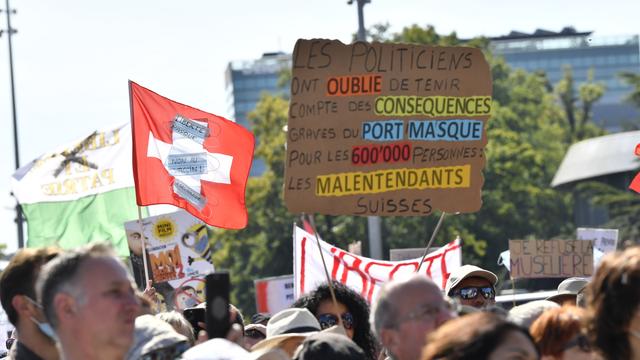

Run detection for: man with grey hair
[[370, 274, 454, 360], [36, 243, 140, 360]]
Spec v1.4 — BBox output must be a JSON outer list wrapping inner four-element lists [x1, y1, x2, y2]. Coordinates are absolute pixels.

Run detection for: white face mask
[[25, 296, 58, 342]]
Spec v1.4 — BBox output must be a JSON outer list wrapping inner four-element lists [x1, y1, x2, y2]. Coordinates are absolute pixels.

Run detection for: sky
[[1, 0, 639, 253]]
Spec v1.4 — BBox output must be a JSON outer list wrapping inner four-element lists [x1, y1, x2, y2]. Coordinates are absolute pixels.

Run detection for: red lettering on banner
[[330, 247, 370, 297], [440, 248, 451, 288], [425, 254, 441, 279], [363, 261, 393, 302], [389, 262, 419, 279], [295, 226, 462, 304]]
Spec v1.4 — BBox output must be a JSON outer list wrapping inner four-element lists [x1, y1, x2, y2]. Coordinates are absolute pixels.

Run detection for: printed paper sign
[[125, 211, 214, 310], [284, 39, 492, 216], [577, 227, 618, 254], [577, 228, 619, 268], [254, 275, 295, 315], [294, 226, 461, 303], [509, 239, 593, 279]]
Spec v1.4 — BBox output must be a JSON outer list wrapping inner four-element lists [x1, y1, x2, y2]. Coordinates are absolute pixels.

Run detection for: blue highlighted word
[[362, 120, 404, 141], [408, 119, 483, 141]]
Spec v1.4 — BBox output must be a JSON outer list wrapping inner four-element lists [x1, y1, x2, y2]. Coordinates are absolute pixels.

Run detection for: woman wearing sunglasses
[[293, 281, 379, 359]]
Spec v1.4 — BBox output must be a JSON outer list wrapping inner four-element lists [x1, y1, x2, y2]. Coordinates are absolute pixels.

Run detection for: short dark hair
[[36, 243, 116, 329], [0, 247, 60, 326]]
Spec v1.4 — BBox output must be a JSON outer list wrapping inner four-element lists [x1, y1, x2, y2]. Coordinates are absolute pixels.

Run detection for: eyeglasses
[[453, 286, 495, 300], [317, 312, 354, 330], [399, 301, 455, 324], [141, 341, 190, 360]]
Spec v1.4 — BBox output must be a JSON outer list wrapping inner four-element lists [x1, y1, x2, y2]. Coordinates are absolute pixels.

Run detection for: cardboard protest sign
[[125, 211, 214, 310], [294, 226, 461, 303], [284, 39, 492, 216], [254, 275, 295, 315], [509, 239, 593, 279]]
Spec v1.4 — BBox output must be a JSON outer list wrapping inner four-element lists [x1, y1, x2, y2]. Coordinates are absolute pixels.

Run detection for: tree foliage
[[555, 67, 606, 141], [619, 72, 640, 108]]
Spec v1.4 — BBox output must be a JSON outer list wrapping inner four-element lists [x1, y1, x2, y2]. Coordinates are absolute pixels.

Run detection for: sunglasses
[[244, 328, 266, 340], [454, 286, 495, 300], [317, 312, 354, 330]]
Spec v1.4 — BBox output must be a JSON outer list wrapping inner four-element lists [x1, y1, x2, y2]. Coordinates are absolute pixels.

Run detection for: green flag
[[11, 123, 143, 256]]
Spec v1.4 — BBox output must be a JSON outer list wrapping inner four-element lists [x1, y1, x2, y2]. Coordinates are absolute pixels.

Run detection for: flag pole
[[305, 213, 344, 329], [137, 206, 150, 285], [416, 211, 447, 273]]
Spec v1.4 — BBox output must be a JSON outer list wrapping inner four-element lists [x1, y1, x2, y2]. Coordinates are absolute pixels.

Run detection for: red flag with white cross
[[129, 81, 255, 229]]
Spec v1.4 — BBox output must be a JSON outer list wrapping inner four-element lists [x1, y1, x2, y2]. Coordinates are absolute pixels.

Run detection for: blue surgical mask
[[25, 296, 58, 342]]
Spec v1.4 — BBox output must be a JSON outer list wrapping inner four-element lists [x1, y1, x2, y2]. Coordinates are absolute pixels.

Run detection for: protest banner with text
[[254, 275, 295, 315], [509, 239, 594, 279], [125, 211, 214, 310], [284, 39, 492, 216], [294, 226, 461, 303]]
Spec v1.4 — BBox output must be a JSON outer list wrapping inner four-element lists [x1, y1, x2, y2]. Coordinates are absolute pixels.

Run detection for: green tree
[[211, 94, 295, 314], [619, 72, 640, 107], [555, 67, 606, 141]]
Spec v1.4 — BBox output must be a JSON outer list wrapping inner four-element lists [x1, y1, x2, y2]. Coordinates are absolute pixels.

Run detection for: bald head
[[371, 274, 442, 337]]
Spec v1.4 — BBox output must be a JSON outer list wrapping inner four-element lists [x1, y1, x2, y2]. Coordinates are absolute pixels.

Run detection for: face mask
[[24, 296, 58, 342]]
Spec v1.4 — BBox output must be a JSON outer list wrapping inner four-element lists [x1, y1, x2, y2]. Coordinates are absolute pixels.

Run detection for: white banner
[[294, 226, 461, 303], [254, 275, 295, 315], [12, 123, 133, 204]]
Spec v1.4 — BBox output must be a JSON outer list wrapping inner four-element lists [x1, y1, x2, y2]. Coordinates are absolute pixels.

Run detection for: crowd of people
[[0, 242, 638, 359]]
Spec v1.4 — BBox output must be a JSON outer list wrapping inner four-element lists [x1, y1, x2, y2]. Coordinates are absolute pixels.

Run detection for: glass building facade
[[490, 28, 640, 131], [225, 52, 291, 176]]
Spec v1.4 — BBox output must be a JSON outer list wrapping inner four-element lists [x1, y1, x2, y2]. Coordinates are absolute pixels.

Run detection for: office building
[[225, 52, 291, 176], [490, 27, 640, 131]]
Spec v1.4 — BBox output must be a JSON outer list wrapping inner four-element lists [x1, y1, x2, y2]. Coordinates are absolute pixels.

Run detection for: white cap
[[251, 308, 321, 352], [546, 277, 589, 303], [445, 265, 498, 296]]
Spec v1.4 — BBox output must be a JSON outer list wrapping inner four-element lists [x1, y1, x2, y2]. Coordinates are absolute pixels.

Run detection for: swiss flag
[[129, 81, 254, 229]]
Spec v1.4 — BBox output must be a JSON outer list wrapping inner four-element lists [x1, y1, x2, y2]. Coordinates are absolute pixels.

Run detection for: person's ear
[[380, 328, 399, 356], [11, 295, 31, 318], [53, 293, 77, 324]]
